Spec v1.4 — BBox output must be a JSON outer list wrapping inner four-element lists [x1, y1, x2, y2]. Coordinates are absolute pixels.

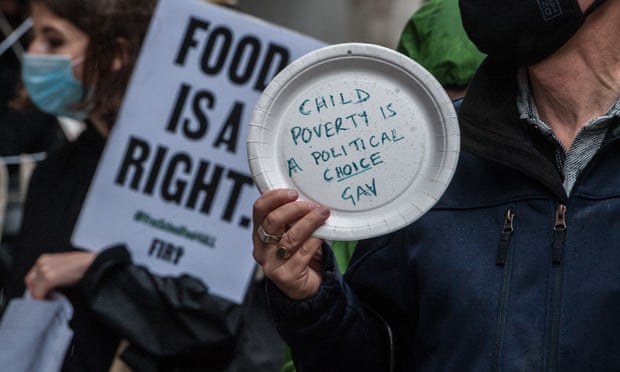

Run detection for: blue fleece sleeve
[[265, 244, 392, 372]]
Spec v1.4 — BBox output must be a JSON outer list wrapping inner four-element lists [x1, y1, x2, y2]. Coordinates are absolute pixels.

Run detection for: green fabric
[[279, 240, 357, 372], [281, 347, 295, 372], [396, 0, 485, 88], [331, 240, 358, 273]]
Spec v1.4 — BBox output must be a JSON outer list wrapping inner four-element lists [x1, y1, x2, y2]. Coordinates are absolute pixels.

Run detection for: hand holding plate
[[252, 189, 330, 300]]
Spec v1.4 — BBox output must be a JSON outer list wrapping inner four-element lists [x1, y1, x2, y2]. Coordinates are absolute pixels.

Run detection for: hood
[[396, 0, 485, 89]]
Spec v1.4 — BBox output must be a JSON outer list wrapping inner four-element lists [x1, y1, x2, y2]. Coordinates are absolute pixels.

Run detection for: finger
[[252, 189, 298, 229], [253, 201, 323, 265], [308, 242, 324, 272], [24, 270, 37, 287], [267, 238, 325, 300], [25, 270, 50, 300], [278, 205, 330, 257], [261, 205, 329, 273], [24, 258, 46, 288], [283, 236, 325, 273], [260, 198, 320, 236], [260, 206, 330, 300]]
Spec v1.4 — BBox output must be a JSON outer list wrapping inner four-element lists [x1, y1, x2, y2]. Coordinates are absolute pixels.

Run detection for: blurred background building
[[237, 0, 424, 47]]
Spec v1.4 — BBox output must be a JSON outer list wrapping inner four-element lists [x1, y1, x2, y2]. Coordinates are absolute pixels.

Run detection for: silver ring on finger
[[258, 224, 284, 244]]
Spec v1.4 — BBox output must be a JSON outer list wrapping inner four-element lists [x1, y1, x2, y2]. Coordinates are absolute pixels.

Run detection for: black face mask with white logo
[[459, 0, 606, 66]]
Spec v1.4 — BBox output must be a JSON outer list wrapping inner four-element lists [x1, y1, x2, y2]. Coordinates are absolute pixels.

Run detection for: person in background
[[3, 0, 244, 371], [0, 0, 66, 296], [253, 0, 620, 370], [278, 0, 484, 370], [0, 0, 62, 144]]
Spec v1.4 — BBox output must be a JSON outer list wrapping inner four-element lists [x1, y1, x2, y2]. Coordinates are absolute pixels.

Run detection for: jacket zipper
[[552, 204, 566, 264], [545, 203, 567, 371], [493, 208, 515, 371], [496, 209, 515, 266]]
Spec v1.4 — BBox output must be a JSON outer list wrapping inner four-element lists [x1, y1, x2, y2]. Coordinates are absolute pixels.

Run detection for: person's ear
[[111, 37, 131, 72]]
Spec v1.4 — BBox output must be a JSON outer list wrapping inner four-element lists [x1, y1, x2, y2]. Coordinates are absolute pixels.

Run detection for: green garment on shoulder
[[396, 0, 485, 89]]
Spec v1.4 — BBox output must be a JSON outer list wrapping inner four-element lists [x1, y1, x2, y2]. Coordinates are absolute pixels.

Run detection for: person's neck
[[527, 5, 620, 149]]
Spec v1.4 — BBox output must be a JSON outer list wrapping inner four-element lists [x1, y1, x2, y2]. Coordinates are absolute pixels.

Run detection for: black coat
[[268, 58, 620, 371], [4, 124, 248, 371]]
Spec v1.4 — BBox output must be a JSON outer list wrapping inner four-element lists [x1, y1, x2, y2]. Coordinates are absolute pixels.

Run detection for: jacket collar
[[458, 57, 567, 200]]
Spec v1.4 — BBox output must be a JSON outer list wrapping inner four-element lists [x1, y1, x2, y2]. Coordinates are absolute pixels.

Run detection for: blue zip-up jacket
[[266, 57, 620, 371]]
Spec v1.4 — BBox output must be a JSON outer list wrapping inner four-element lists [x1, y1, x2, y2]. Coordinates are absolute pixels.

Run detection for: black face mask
[[459, 0, 607, 66]]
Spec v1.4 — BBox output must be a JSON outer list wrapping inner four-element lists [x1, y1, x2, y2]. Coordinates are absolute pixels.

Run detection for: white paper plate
[[247, 43, 459, 240]]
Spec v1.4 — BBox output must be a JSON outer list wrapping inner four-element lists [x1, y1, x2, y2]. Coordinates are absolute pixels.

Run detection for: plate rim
[[247, 42, 460, 240]]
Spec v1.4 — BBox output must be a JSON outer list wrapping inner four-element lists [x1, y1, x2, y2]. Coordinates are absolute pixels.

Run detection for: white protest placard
[[72, 0, 325, 303]]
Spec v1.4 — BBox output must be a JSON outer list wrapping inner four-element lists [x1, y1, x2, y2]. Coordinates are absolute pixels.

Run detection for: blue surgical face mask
[[21, 53, 90, 120]]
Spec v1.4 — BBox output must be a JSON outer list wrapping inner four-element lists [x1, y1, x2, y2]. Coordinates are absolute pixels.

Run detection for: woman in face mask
[[21, 2, 90, 121], [4, 0, 243, 370]]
